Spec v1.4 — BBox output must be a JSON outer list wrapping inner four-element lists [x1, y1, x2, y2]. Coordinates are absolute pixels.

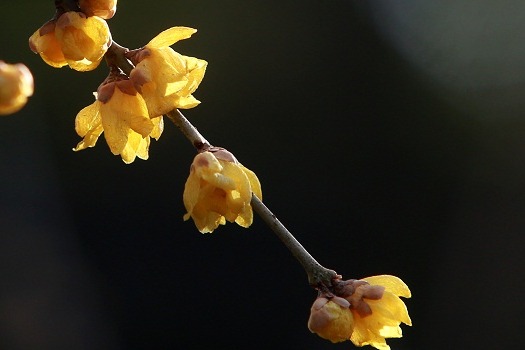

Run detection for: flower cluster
[[308, 275, 411, 350], [183, 149, 262, 233], [29, 0, 114, 71], [73, 27, 207, 163], [0, 61, 34, 116]]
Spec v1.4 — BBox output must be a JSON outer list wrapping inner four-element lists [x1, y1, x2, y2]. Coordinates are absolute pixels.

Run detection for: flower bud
[[0, 61, 34, 115], [308, 297, 354, 343]]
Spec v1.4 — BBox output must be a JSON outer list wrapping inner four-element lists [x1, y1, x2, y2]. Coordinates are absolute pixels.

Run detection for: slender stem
[[166, 110, 211, 151], [250, 195, 338, 286]]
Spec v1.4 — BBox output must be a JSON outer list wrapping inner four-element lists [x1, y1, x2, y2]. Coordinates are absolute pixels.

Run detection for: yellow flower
[[346, 275, 412, 350], [183, 150, 262, 233], [129, 27, 207, 117], [79, 0, 117, 19], [308, 297, 353, 343], [74, 79, 163, 163], [0, 61, 34, 115], [309, 275, 411, 350], [29, 11, 111, 71]]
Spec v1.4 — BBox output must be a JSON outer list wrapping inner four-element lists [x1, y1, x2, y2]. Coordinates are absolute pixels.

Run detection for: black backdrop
[[1, 1, 524, 349]]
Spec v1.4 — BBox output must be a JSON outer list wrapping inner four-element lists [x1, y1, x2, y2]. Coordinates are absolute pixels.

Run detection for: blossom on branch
[[183, 149, 262, 233], [309, 275, 412, 350], [0, 61, 34, 116], [29, 11, 111, 71], [74, 78, 163, 163], [129, 27, 207, 117]]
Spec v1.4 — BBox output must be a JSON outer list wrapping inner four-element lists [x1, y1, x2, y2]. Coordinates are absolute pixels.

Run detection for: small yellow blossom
[[183, 150, 262, 233], [129, 27, 207, 117], [308, 297, 353, 343], [347, 275, 412, 350], [74, 79, 163, 163], [309, 275, 411, 350], [0, 61, 34, 115], [29, 12, 111, 71], [79, 0, 118, 19]]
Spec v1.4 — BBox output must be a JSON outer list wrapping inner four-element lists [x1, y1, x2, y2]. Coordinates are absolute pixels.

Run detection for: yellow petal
[[175, 95, 201, 109], [241, 165, 262, 200], [150, 116, 164, 140], [101, 109, 128, 155], [120, 131, 146, 164], [179, 56, 207, 96], [73, 123, 103, 151], [147, 26, 197, 48], [183, 168, 201, 217], [75, 101, 101, 136], [100, 86, 153, 155], [165, 79, 188, 96], [363, 275, 411, 298], [369, 292, 412, 326], [29, 24, 68, 68]]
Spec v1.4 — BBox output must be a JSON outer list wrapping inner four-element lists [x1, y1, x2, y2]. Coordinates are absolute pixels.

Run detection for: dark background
[[1, 1, 524, 349]]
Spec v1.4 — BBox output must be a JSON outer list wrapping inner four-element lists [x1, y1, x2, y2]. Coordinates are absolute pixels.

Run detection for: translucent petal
[[183, 169, 201, 216], [179, 56, 207, 96], [240, 165, 262, 200], [150, 116, 164, 140], [147, 26, 197, 48], [73, 101, 103, 151], [29, 28, 67, 68], [235, 205, 253, 228], [119, 131, 140, 164], [100, 102, 129, 155], [379, 325, 402, 338], [363, 275, 411, 298], [369, 292, 412, 326], [175, 95, 201, 109], [165, 80, 188, 96], [75, 101, 101, 136], [73, 123, 103, 151]]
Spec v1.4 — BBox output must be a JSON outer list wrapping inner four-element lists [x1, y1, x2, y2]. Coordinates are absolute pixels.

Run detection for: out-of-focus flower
[[0, 61, 34, 115], [79, 0, 117, 19], [309, 275, 411, 350], [308, 296, 353, 343], [74, 78, 163, 163], [29, 11, 111, 71], [183, 150, 262, 233], [129, 27, 207, 118]]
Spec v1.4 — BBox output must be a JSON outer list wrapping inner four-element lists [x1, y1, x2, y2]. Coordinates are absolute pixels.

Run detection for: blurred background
[[1, 0, 525, 349]]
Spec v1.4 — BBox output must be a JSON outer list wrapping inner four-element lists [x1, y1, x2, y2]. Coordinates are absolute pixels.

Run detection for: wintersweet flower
[[0, 61, 34, 115], [309, 275, 411, 349], [29, 11, 111, 71], [342, 275, 412, 350], [74, 77, 163, 163], [183, 149, 262, 233], [79, 0, 118, 19], [129, 27, 207, 118]]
